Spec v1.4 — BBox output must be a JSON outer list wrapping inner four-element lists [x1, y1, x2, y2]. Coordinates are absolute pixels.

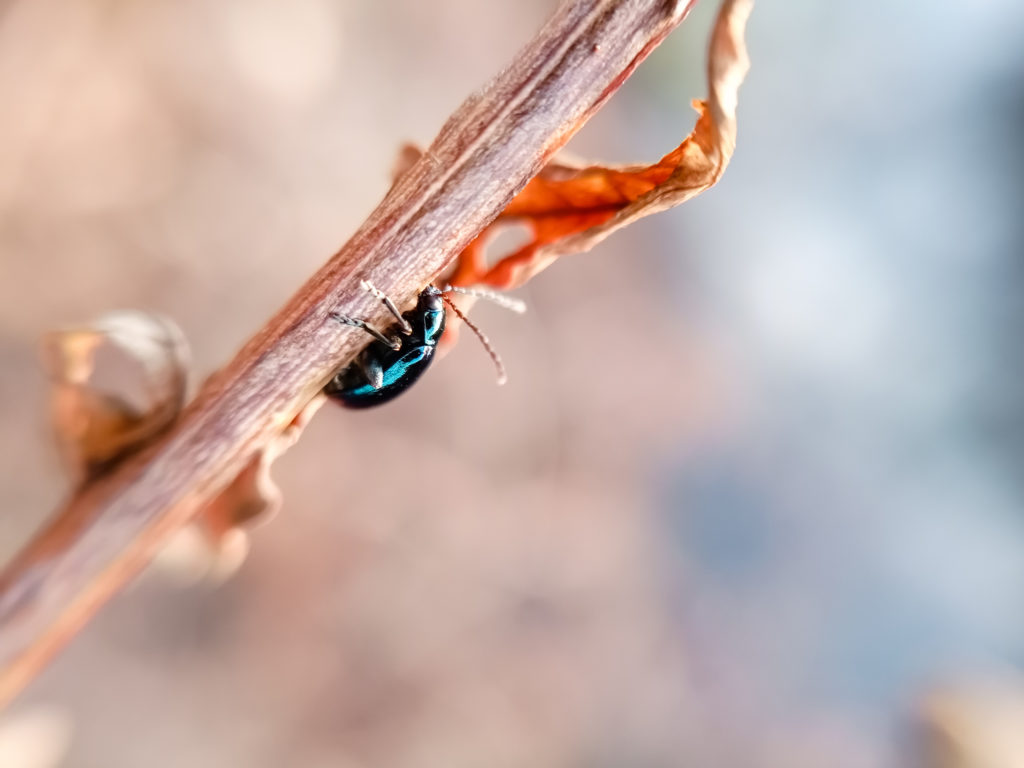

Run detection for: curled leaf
[[448, 0, 754, 290], [43, 308, 320, 582], [41, 310, 189, 482]]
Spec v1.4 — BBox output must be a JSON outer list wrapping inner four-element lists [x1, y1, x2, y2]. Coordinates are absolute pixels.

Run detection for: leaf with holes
[[447, 0, 754, 290]]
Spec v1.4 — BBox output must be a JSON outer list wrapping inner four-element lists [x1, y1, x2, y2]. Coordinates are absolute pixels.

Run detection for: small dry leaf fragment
[[150, 397, 323, 584], [916, 679, 1024, 768], [0, 707, 73, 768], [153, 525, 252, 587], [448, 0, 754, 290], [41, 310, 189, 482]]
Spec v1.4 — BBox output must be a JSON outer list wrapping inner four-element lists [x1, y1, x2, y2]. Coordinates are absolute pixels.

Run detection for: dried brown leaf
[[448, 0, 754, 290], [41, 310, 188, 482], [42, 310, 318, 581]]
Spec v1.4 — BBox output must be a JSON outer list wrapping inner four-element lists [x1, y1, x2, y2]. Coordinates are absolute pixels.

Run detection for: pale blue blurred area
[[637, 0, 1024, 755]]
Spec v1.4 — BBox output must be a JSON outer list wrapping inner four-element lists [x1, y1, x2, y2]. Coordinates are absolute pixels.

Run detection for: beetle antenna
[[441, 285, 526, 314], [440, 293, 508, 386]]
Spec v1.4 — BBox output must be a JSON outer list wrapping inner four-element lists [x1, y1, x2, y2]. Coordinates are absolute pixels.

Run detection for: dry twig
[[0, 0, 703, 707]]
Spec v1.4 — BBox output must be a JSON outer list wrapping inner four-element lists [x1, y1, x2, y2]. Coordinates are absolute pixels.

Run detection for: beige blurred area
[[5, 0, 1024, 767], [0, 1, 730, 766]]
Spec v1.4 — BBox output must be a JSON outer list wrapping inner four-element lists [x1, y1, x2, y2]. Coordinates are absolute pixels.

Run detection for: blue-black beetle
[[324, 281, 523, 409]]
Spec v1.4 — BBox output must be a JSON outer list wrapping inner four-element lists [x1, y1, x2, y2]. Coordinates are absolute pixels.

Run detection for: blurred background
[[1, 0, 1023, 765]]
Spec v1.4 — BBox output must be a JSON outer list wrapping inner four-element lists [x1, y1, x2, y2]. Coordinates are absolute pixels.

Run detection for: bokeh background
[[2, 0, 1023, 766]]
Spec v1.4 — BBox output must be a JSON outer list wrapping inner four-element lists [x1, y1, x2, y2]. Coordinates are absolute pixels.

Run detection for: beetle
[[325, 280, 523, 409]]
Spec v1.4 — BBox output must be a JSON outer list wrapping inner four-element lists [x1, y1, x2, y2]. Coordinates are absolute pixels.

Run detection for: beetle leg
[[329, 312, 401, 350], [361, 280, 413, 335], [359, 354, 385, 390]]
